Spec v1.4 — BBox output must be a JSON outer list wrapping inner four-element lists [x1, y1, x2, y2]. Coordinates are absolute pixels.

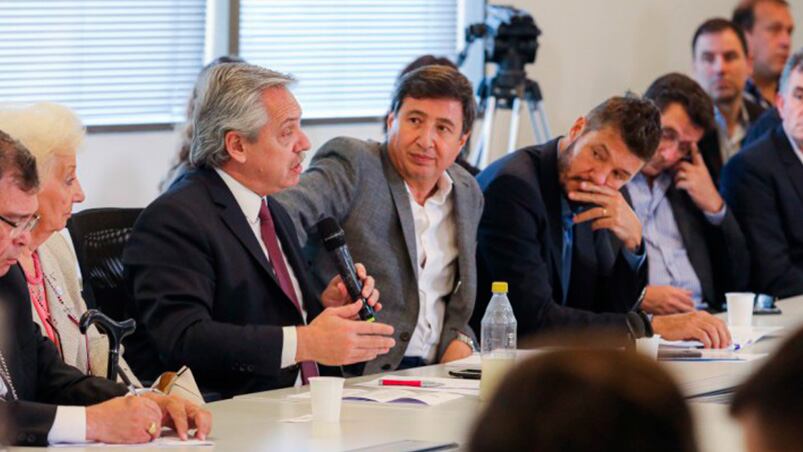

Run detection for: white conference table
[[19, 295, 803, 451]]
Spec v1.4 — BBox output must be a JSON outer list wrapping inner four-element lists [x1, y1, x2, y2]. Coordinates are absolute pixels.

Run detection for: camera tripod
[[468, 70, 552, 169]]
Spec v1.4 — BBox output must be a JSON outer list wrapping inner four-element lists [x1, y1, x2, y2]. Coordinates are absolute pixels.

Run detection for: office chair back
[[67, 208, 143, 322]]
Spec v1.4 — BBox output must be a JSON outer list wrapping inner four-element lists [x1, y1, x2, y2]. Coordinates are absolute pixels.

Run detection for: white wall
[[78, 0, 803, 209], [491, 0, 803, 160], [77, 120, 384, 209]]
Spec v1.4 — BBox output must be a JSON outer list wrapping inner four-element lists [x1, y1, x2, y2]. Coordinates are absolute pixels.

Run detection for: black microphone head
[[317, 217, 346, 251]]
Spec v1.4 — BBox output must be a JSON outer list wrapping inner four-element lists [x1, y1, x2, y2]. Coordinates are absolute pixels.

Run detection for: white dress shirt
[[404, 173, 458, 363], [215, 169, 306, 374], [48, 406, 86, 444]]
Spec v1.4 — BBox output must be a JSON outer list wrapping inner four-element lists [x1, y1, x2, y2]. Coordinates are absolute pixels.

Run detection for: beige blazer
[[31, 232, 140, 385]]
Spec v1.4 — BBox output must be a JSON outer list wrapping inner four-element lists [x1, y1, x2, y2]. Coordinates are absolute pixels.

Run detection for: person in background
[[469, 346, 698, 452], [471, 95, 731, 348], [721, 47, 803, 298], [692, 18, 765, 183], [736, 0, 795, 146], [0, 103, 140, 384], [731, 326, 803, 452], [733, 0, 795, 110], [160, 55, 247, 191], [0, 130, 211, 446], [625, 74, 749, 314]]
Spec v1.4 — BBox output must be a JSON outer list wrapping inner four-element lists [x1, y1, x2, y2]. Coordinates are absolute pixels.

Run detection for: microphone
[[317, 217, 376, 322]]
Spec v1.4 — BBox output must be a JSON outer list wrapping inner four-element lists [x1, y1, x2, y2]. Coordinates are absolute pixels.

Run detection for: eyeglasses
[[0, 213, 39, 238], [660, 127, 695, 157]]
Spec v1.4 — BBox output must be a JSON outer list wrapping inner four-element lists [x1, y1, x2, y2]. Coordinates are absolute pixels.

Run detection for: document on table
[[660, 350, 767, 362], [288, 388, 462, 406], [355, 375, 480, 396], [660, 326, 783, 350], [53, 432, 213, 447]]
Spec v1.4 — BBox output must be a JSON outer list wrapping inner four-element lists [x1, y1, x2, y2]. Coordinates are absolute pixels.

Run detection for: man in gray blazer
[[276, 65, 482, 374], [625, 73, 749, 315]]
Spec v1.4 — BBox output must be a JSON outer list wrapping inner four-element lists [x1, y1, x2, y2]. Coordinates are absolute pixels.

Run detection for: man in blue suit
[[721, 48, 803, 298], [472, 96, 731, 348]]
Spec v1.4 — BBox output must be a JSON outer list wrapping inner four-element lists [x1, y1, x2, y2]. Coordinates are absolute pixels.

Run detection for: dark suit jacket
[[469, 140, 648, 340], [622, 183, 750, 311], [743, 108, 782, 148], [0, 266, 127, 446], [123, 167, 330, 399], [721, 125, 803, 298], [698, 99, 765, 185]]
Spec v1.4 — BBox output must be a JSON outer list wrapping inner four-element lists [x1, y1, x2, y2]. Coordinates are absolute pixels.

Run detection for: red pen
[[380, 379, 443, 388]]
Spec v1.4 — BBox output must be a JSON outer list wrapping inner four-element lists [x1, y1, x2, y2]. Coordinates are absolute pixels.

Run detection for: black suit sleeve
[[710, 206, 751, 305], [2, 336, 126, 447], [477, 173, 630, 339], [1, 267, 127, 446], [597, 235, 648, 314], [124, 197, 285, 380], [722, 154, 803, 297]]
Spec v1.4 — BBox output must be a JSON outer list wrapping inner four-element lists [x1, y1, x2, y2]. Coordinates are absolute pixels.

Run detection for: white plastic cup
[[635, 334, 661, 360], [309, 377, 345, 423], [726, 292, 755, 327]]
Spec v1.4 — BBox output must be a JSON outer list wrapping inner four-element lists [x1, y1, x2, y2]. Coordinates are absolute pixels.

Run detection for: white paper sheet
[[288, 387, 462, 406], [52, 431, 213, 448]]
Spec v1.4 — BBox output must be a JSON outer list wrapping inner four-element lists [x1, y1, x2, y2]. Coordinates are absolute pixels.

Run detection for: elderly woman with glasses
[[0, 103, 141, 384]]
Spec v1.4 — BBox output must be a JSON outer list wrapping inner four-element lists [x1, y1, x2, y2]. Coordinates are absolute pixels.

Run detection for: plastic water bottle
[[480, 281, 517, 400]]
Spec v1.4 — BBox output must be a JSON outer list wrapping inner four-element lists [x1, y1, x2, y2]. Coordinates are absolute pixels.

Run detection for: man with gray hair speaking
[[123, 63, 395, 398]]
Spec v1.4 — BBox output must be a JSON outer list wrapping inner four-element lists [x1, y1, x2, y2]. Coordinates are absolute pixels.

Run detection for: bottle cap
[[491, 281, 508, 293]]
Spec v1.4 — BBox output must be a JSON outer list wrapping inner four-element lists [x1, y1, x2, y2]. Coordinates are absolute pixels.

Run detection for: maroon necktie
[[258, 200, 320, 384]]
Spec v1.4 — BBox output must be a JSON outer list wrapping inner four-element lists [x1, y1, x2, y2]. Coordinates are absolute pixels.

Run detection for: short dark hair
[[692, 18, 749, 56], [389, 65, 476, 135], [731, 326, 803, 451], [469, 348, 697, 452], [733, 0, 790, 32], [0, 129, 39, 192], [583, 95, 662, 162], [644, 73, 715, 131], [384, 55, 461, 134], [399, 54, 457, 75]]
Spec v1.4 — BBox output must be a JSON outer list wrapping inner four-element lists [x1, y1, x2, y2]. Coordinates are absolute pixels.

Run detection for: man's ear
[[457, 131, 470, 151], [567, 116, 586, 142], [224, 130, 248, 164], [386, 111, 397, 133], [775, 92, 786, 117]]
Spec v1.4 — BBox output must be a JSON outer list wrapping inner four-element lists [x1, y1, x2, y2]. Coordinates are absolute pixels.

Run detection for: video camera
[[459, 5, 541, 73]]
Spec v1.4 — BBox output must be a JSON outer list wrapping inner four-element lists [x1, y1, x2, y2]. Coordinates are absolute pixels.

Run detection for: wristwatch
[[455, 331, 477, 352]]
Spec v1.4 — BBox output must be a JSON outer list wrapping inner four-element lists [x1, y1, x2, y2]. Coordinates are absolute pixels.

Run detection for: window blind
[[239, 0, 460, 120], [0, 0, 206, 127]]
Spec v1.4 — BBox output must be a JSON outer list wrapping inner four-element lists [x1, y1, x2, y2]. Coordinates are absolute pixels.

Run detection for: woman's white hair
[[0, 102, 85, 179]]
